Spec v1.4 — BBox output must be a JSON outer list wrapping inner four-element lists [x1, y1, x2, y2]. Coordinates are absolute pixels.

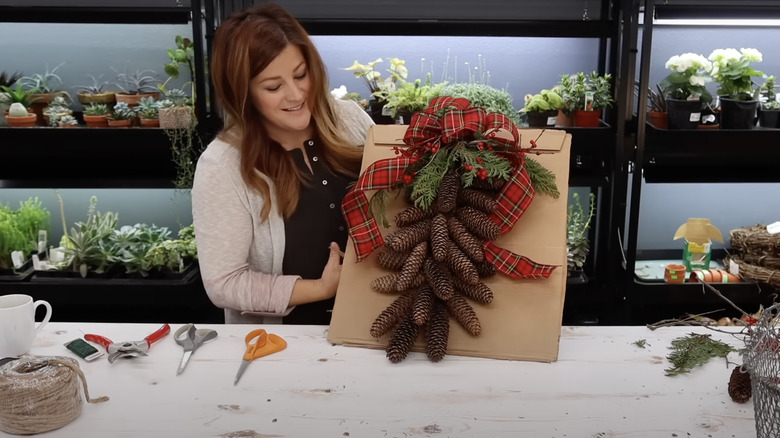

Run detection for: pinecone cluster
[[370, 171, 504, 363]]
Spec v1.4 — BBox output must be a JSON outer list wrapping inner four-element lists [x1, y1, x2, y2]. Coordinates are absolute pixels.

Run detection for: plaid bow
[[342, 97, 557, 279]]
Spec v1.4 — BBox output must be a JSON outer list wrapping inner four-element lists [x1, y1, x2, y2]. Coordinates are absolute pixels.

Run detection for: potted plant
[[135, 96, 160, 127], [74, 74, 118, 106], [561, 72, 614, 127], [107, 101, 135, 127], [0, 84, 40, 127], [759, 75, 780, 129], [555, 74, 576, 127], [378, 74, 446, 124], [341, 57, 408, 124], [0, 71, 23, 126], [658, 52, 712, 129], [43, 95, 73, 126], [113, 67, 160, 107], [158, 88, 192, 129], [566, 192, 595, 280], [18, 62, 66, 126], [161, 36, 196, 97], [646, 83, 668, 129], [0, 197, 51, 279], [708, 48, 764, 129], [82, 103, 111, 127], [521, 88, 564, 127], [58, 114, 78, 128], [439, 82, 522, 126], [5, 102, 37, 127]]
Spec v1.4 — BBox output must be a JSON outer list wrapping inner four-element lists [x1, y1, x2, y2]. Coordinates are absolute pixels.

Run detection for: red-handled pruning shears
[[85, 324, 171, 364]]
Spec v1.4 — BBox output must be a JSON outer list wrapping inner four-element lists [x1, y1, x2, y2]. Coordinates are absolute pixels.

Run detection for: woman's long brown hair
[[210, 3, 363, 220]]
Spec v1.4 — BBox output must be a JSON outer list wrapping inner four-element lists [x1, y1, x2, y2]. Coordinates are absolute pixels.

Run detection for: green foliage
[[113, 67, 159, 95], [0, 83, 41, 108], [75, 74, 112, 95], [144, 225, 198, 274], [633, 339, 648, 348], [440, 83, 521, 125], [64, 196, 119, 277], [567, 192, 595, 274], [162, 36, 195, 87], [635, 81, 668, 112], [378, 74, 447, 116], [158, 88, 190, 108], [455, 144, 513, 187], [110, 224, 172, 275], [135, 96, 160, 119], [525, 157, 560, 199], [0, 198, 51, 270], [164, 117, 205, 189], [408, 148, 453, 209], [761, 75, 779, 110], [559, 72, 614, 111], [665, 333, 735, 376], [84, 103, 110, 116], [19, 62, 65, 94], [521, 89, 564, 113], [109, 102, 135, 121]]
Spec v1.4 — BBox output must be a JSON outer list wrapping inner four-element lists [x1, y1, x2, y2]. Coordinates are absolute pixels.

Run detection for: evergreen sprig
[[525, 157, 560, 198], [408, 148, 453, 210], [454, 143, 513, 187], [665, 333, 735, 376]]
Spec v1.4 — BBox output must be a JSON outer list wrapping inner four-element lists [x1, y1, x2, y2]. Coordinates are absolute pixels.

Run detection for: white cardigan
[[192, 99, 374, 323]]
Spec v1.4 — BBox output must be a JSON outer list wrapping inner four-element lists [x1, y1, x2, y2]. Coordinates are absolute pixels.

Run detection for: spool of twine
[[0, 356, 109, 435]]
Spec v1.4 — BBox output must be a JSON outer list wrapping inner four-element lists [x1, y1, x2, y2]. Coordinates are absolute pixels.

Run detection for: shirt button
[[322, 180, 328, 185], [307, 140, 314, 146], [338, 226, 345, 231], [312, 156, 318, 162], [329, 203, 336, 209]]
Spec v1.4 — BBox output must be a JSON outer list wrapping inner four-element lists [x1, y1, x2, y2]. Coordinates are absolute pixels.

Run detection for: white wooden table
[[1, 324, 756, 437]]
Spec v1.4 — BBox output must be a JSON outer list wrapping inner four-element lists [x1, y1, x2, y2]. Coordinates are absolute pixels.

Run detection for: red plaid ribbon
[[342, 97, 558, 278]]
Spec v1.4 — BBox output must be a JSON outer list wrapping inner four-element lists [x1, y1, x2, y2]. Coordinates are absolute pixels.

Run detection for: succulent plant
[[84, 103, 110, 116], [134, 96, 160, 119], [58, 115, 78, 126], [110, 102, 135, 121], [8, 102, 29, 117]]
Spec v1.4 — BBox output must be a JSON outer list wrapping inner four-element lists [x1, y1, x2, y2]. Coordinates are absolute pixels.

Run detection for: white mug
[[0, 294, 53, 357]]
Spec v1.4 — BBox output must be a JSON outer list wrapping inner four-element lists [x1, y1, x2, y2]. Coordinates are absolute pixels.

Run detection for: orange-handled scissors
[[233, 329, 287, 386]]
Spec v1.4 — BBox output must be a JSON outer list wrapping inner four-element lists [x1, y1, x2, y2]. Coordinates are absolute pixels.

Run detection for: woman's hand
[[289, 242, 344, 305]]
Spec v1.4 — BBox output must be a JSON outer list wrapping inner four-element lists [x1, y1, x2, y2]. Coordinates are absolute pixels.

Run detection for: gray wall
[[1, 21, 777, 251]]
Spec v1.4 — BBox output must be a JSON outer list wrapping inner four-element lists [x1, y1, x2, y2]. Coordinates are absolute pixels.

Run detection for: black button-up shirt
[[282, 139, 354, 324]]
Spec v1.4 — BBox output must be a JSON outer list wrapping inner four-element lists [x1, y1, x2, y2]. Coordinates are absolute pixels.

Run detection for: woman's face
[[250, 44, 312, 142]]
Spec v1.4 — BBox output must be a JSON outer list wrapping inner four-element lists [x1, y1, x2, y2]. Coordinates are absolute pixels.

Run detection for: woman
[[192, 3, 374, 324]]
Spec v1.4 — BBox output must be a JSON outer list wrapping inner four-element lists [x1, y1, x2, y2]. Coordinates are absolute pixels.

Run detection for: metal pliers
[[85, 324, 171, 364]]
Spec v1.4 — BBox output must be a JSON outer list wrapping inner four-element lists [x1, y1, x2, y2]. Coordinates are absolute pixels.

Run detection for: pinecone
[[395, 205, 437, 228], [447, 216, 485, 262], [470, 177, 506, 191], [397, 242, 428, 291], [377, 247, 409, 272], [370, 273, 400, 294], [476, 261, 497, 278], [386, 317, 419, 363], [385, 219, 431, 252], [425, 301, 450, 362], [370, 291, 417, 338], [445, 294, 481, 336], [445, 241, 480, 285], [452, 277, 494, 304], [430, 214, 449, 262], [456, 207, 501, 241], [411, 284, 435, 326], [458, 188, 499, 213], [728, 366, 752, 403], [424, 259, 455, 301], [437, 172, 460, 213]]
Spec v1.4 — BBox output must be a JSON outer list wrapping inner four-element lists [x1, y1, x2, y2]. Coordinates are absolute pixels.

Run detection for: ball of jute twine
[[0, 356, 109, 435]]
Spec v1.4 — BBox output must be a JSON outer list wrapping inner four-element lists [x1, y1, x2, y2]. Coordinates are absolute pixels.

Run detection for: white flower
[[689, 75, 706, 86], [330, 85, 348, 99], [708, 48, 742, 66], [741, 48, 763, 62], [665, 53, 711, 73]]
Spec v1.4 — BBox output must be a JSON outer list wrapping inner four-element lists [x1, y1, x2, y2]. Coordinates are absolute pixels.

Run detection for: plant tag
[[689, 112, 701, 122], [38, 230, 47, 254], [546, 116, 558, 126], [11, 251, 24, 269], [49, 247, 65, 263], [767, 221, 780, 235], [381, 105, 393, 116], [584, 91, 594, 110], [702, 114, 715, 123], [729, 259, 740, 277], [32, 254, 42, 271]]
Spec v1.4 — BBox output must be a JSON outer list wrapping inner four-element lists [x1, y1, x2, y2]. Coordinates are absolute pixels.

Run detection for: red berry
[[465, 164, 473, 171], [476, 158, 483, 164], [402, 174, 413, 184]]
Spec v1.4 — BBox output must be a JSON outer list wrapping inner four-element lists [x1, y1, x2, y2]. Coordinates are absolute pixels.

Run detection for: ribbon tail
[[483, 241, 558, 279], [489, 165, 535, 234]]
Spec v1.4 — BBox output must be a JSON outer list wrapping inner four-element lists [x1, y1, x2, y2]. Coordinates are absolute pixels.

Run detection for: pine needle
[[368, 189, 391, 228], [526, 157, 560, 199], [664, 333, 736, 376], [633, 339, 648, 348]]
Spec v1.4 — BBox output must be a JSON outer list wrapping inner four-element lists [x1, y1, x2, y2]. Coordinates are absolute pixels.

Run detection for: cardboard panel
[[328, 125, 571, 362]]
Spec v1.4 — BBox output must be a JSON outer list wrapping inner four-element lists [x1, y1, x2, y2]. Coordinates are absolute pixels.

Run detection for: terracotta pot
[[5, 111, 37, 127], [556, 109, 573, 127], [139, 118, 160, 128], [573, 109, 601, 127], [83, 114, 110, 128], [29, 92, 59, 126], [116, 92, 160, 108], [664, 264, 687, 283], [648, 111, 668, 129], [107, 119, 132, 127], [59, 124, 78, 128], [689, 269, 741, 283]]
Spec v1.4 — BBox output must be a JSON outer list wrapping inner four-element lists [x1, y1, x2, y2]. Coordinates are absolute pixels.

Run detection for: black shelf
[[565, 125, 615, 187], [643, 123, 780, 183], [0, 1, 191, 24], [0, 127, 177, 188]]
